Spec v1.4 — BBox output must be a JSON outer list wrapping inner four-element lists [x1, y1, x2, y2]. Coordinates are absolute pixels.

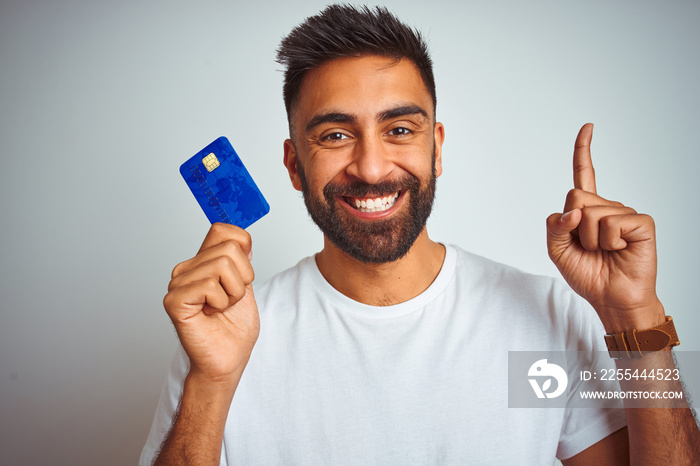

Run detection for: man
[[141, 5, 699, 465]]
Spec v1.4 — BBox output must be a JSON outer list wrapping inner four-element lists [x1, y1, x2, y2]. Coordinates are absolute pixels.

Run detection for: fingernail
[[247, 250, 253, 261], [560, 211, 572, 223]]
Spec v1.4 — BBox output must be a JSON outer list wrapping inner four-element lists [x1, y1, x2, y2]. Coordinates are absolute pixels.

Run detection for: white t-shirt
[[140, 245, 626, 465]]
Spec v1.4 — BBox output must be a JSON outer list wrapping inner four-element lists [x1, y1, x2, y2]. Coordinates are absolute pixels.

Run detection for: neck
[[315, 229, 446, 306]]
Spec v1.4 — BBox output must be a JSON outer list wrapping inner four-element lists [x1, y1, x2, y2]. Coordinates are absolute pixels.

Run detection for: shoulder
[[252, 254, 317, 308], [448, 245, 605, 348], [450, 245, 572, 302]]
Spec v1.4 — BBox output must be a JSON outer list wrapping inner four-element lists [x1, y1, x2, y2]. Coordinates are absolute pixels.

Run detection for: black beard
[[297, 155, 437, 264]]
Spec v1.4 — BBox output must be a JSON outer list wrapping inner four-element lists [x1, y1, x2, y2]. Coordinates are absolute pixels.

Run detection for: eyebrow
[[378, 105, 428, 123], [305, 112, 356, 134], [304, 105, 430, 134]]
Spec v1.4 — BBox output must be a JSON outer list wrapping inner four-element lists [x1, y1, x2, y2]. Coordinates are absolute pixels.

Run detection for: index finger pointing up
[[573, 123, 597, 194]]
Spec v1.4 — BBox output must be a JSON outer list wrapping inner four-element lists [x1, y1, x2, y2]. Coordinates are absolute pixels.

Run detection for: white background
[[1, 1, 698, 464]]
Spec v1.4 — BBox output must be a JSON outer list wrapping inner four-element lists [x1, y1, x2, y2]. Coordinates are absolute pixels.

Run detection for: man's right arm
[[153, 371, 238, 465], [153, 223, 260, 465]]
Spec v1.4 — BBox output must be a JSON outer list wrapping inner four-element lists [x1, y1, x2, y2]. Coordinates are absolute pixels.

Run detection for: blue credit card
[[180, 137, 269, 229]]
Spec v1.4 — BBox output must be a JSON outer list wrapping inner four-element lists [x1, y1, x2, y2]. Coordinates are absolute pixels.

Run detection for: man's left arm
[[546, 123, 700, 464]]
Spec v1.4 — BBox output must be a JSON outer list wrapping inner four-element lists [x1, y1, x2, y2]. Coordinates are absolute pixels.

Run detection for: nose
[[344, 135, 395, 184]]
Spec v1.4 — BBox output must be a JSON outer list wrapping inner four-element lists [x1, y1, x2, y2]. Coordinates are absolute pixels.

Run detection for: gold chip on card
[[202, 152, 220, 172]]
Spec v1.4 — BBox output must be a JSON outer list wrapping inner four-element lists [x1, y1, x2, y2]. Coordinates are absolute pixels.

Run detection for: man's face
[[283, 55, 445, 263]]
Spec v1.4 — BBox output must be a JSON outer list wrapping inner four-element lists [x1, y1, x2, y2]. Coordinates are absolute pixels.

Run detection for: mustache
[[323, 175, 420, 200]]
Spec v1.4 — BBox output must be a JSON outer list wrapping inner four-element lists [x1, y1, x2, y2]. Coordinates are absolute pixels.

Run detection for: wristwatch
[[604, 316, 680, 359]]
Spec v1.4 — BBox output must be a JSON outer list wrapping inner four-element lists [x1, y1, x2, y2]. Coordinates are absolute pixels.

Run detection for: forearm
[[615, 349, 700, 465], [154, 370, 241, 466]]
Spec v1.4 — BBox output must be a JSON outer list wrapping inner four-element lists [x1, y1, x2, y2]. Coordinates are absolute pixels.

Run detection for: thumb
[[546, 209, 582, 256]]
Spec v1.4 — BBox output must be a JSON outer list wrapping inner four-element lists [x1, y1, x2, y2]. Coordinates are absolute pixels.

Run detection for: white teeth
[[349, 191, 400, 213]]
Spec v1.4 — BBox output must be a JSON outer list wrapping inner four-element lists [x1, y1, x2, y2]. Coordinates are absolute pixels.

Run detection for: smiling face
[[283, 55, 445, 263]]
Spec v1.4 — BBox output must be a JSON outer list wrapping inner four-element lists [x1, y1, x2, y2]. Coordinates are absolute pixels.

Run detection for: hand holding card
[[180, 137, 270, 228], [166, 138, 266, 398]]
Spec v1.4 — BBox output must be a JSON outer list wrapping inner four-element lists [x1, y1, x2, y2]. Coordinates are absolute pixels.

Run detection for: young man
[[141, 5, 699, 465]]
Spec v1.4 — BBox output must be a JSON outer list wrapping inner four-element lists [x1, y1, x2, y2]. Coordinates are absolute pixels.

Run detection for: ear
[[433, 122, 445, 178], [283, 139, 303, 191]]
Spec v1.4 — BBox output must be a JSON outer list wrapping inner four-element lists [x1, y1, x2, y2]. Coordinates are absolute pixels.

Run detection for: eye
[[321, 132, 349, 142], [388, 127, 412, 137]]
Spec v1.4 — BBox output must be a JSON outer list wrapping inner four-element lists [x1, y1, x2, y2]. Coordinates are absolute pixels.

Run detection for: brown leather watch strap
[[604, 316, 680, 359]]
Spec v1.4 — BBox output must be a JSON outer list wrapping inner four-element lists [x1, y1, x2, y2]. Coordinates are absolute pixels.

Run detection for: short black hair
[[276, 4, 436, 124]]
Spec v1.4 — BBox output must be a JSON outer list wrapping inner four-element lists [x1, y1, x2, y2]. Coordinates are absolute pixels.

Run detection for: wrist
[[604, 315, 679, 359], [597, 299, 666, 334], [185, 367, 242, 399]]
